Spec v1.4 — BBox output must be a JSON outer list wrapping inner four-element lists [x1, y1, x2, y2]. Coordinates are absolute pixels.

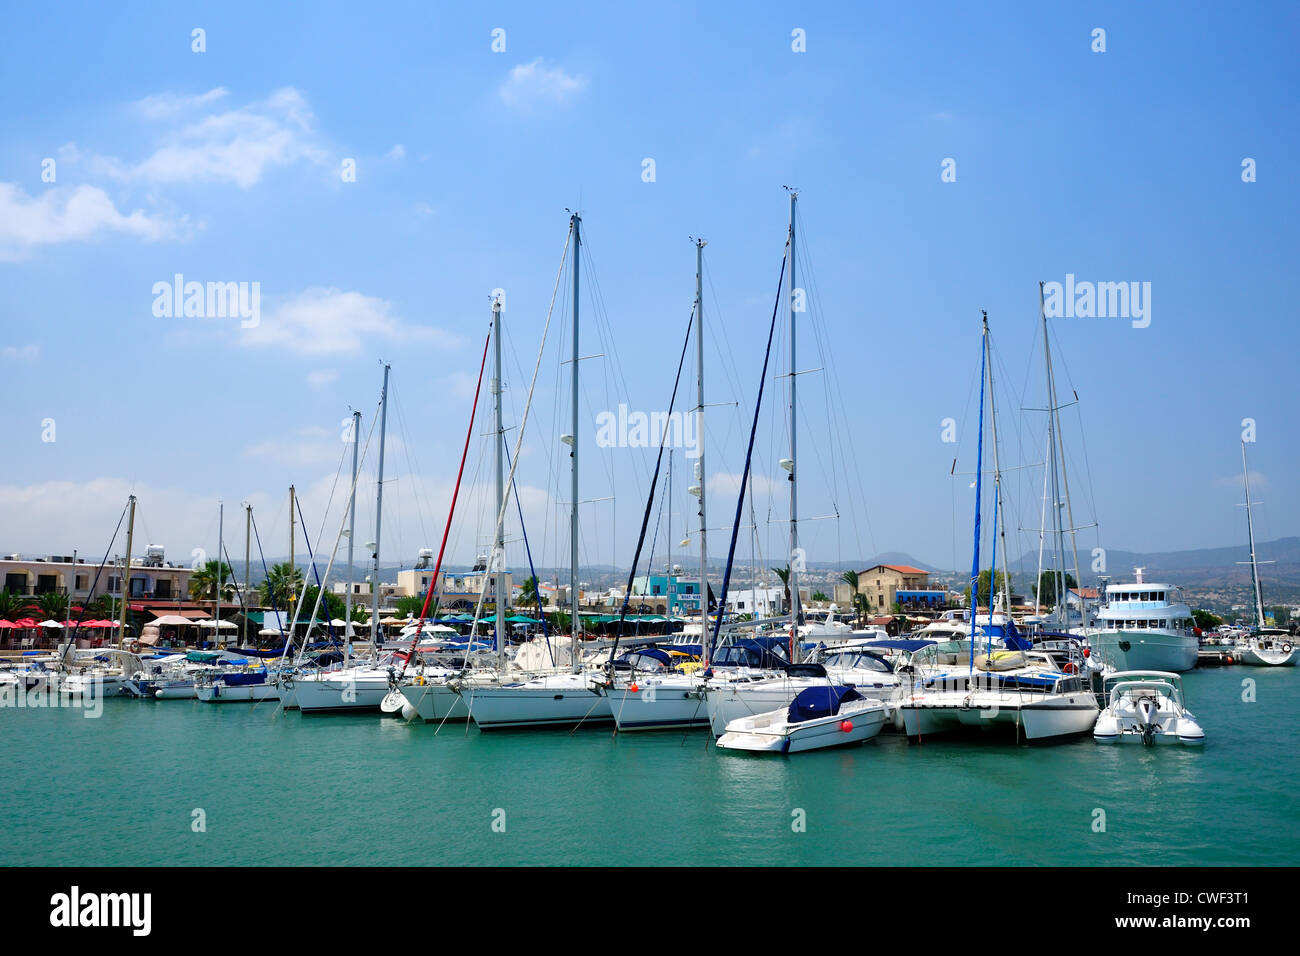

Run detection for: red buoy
[[629, 682, 639, 694], [840, 720, 853, 733]]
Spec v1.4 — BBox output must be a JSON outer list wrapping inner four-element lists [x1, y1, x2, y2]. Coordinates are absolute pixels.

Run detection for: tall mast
[[118, 495, 136, 648], [1241, 441, 1266, 629], [984, 312, 1010, 615], [492, 296, 507, 671], [215, 500, 224, 647], [289, 484, 296, 578], [345, 410, 360, 664], [786, 191, 802, 661], [243, 504, 251, 646], [371, 364, 391, 652], [694, 237, 709, 663], [569, 213, 581, 670], [1038, 281, 1067, 627]]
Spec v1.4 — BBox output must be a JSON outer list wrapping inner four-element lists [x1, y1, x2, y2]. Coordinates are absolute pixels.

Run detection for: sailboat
[[1232, 441, 1298, 666], [458, 214, 613, 730], [898, 310, 1097, 742], [287, 364, 401, 713]]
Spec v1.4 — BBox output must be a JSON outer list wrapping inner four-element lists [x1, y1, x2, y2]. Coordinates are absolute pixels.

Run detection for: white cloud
[[707, 471, 781, 501], [0, 183, 180, 260], [133, 87, 230, 120], [63, 87, 329, 190], [2, 344, 41, 362], [307, 369, 339, 389], [386, 144, 406, 160], [498, 59, 586, 110], [241, 287, 456, 357]]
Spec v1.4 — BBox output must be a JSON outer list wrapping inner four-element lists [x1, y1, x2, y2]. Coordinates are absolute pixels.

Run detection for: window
[[76, 574, 88, 590]]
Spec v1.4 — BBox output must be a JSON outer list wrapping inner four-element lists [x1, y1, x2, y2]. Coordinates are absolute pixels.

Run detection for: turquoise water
[[2, 668, 1297, 866]]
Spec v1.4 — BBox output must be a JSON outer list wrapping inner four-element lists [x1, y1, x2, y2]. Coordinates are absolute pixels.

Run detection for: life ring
[[1284, 643, 1293, 654], [129, 640, 141, 653], [1062, 661, 1076, 674]]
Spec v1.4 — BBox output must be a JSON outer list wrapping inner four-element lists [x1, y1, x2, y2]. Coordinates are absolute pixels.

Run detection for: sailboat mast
[[216, 500, 224, 647], [984, 312, 1010, 615], [1241, 441, 1266, 628], [493, 296, 507, 671], [346, 410, 359, 664], [371, 364, 391, 650], [118, 495, 135, 648], [695, 238, 709, 663], [1038, 281, 1067, 627], [243, 504, 251, 646], [787, 190, 800, 662], [570, 213, 582, 669], [289, 484, 296, 576]]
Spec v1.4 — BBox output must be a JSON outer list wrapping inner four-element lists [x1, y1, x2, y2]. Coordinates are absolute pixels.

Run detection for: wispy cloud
[[0, 183, 181, 260], [2, 344, 41, 362], [306, 369, 339, 389], [498, 59, 586, 110], [241, 287, 456, 357], [386, 144, 406, 160], [64, 87, 330, 190]]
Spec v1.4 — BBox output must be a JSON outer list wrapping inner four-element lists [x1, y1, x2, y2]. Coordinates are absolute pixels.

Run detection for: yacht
[[1093, 671, 1205, 745], [1086, 570, 1198, 672], [1234, 629, 1298, 667]]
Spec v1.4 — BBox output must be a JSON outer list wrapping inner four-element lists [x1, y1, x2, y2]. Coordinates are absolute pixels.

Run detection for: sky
[[2, 1, 1298, 584]]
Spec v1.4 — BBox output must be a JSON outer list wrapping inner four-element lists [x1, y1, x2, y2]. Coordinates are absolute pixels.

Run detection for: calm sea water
[[2, 668, 1296, 866]]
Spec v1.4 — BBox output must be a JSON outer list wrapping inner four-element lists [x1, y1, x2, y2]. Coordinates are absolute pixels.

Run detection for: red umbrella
[[14, 618, 37, 628], [0, 620, 16, 628]]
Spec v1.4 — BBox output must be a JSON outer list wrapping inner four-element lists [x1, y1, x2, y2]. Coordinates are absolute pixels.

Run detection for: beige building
[[836, 564, 935, 613], [1, 551, 193, 605]]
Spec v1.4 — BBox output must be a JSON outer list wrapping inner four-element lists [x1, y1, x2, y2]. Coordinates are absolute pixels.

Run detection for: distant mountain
[[1008, 537, 1300, 577]]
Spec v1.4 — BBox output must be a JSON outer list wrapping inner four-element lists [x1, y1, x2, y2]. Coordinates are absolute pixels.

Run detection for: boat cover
[[787, 684, 863, 724]]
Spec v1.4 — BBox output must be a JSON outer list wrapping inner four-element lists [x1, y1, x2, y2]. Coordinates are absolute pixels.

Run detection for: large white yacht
[[1086, 570, 1198, 673]]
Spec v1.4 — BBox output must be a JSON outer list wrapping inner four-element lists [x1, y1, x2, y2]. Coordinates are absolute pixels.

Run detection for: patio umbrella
[[151, 615, 198, 627], [198, 620, 237, 629], [37, 620, 64, 628], [14, 619, 38, 628], [0, 620, 16, 628]]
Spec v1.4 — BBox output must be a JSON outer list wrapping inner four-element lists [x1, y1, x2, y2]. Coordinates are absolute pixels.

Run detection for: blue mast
[[969, 318, 987, 675]]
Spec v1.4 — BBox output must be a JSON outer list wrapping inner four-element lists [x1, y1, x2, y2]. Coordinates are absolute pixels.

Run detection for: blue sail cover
[[787, 685, 863, 724]]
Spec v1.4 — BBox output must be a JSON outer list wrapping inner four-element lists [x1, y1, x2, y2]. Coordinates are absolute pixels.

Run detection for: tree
[[394, 595, 424, 618], [811, 591, 828, 603], [772, 566, 791, 613], [963, 569, 1012, 609], [36, 592, 69, 621], [190, 560, 235, 603], [519, 576, 539, 606], [1031, 570, 1077, 608], [1192, 609, 1224, 630], [0, 591, 33, 620], [852, 592, 870, 625], [259, 562, 304, 610], [840, 569, 863, 624]]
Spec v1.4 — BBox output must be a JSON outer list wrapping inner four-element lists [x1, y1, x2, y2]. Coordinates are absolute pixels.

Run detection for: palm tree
[[771, 566, 791, 615], [0, 590, 33, 621], [840, 569, 861, 624], [36, 592, 69, 621], [258, 562, 303, 610], [190, 560, 235, 603], [519, 576, 538, 606]]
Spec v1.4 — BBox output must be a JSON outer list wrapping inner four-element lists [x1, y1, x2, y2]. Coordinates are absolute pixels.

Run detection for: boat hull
[[1089, 629, 1198, 673], [196, 682, 278, 702], [462, 681, 612, 730], [398, 679, 471, 722], [607, 679, 709, 731], [717, 702, 887, 753]]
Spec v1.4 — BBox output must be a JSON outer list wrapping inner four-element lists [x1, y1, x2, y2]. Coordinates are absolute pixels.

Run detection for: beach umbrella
[[37, 619, 64, 628], [14, 618, 38, 628]]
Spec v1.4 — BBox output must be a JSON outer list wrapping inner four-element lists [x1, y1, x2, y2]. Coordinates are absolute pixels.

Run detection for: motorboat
[[716, 684, 887, 754], [1093, 671, 1205, 745]]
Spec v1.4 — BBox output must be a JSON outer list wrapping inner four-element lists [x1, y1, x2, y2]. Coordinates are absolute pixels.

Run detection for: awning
[[151, 614, 200, 626], [150, 609, 211, 621]]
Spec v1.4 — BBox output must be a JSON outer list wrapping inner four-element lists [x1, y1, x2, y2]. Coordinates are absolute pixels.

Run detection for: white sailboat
[[1232, 441, 1299, 666]]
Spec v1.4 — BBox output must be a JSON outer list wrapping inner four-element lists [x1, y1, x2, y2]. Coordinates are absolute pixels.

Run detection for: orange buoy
[[629, 682, 639, 694]]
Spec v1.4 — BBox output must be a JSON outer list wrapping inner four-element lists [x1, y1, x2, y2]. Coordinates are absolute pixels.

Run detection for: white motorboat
[[1085, 571, 1199, 673], [716, 684, 887, 754], [1093, 671, 1204, 745], [898, 641, 1098, 742]]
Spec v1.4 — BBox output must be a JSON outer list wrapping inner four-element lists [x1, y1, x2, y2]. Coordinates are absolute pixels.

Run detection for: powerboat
[[1093, 671, 1204, 745], [716, 684, 887, 754]]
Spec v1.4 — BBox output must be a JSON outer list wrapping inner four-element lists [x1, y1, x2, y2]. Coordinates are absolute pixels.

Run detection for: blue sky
[[2, 1, 1297, 581]]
